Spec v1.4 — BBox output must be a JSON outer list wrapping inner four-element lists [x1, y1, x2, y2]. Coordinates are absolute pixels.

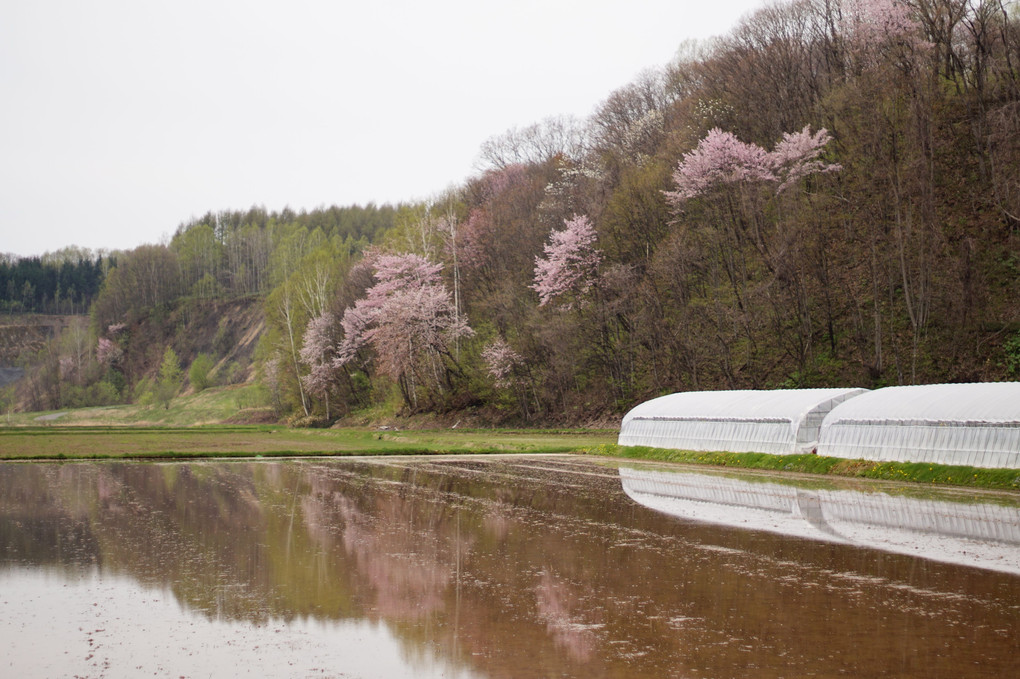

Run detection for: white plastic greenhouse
[[816, 383, 1020, 469], [618, 388, 869, 455]]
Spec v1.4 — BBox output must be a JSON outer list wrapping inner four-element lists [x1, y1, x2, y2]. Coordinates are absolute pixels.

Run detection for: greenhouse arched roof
[[618, 388, 868, 455], [817, 383, 1020, 468]]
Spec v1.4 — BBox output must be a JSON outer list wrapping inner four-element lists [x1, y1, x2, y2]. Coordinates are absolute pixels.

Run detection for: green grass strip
[[0, 426, 617, 460], [4, 425, 1018, 492], [583, 444, 1020, 492]]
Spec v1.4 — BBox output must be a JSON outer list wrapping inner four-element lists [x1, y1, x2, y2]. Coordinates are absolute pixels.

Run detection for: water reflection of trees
[[1, 459, 1018, 678], [534, 570, 599, 663]]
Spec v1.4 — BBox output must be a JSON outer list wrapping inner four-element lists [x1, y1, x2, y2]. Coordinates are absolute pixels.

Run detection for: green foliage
[[0, 253, 106, 314], [213, 318, 234, 356], [189, 353, 216, 391], [104, 368, 127, 397], [222, 361, 244, 385], [92, 381, 121, 405], [600, 160, 672, 263], [0, 385, 15, 424], [155, 347, 184, 409], [62, 382, 121, 409], [1003, 330, 1020, 377], [133, 376, 155, 407], [190, 273, 224, 299]]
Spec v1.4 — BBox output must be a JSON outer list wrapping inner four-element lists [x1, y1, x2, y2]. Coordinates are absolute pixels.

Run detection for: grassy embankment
[[2, 385, 1018, 492], [585, 444, 1020, 492], [0, 426, 616, 459], [0, 385, 616, 458], [2, 383, 268, 428]]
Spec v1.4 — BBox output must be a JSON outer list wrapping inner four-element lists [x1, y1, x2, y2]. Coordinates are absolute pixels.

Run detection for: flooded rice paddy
[[1, 455, 1018, 678]]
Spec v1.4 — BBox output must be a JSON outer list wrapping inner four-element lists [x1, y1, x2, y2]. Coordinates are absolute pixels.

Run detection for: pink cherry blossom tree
[[838, 0, 929, 73], [335, 253, 472, 410], [481, 336, 538, 420], [96, 337, 123, 367], [532, 215, 603, 309], [665, 126, 840, 207], [261, 357, 284, 415], [843, 0, 921, 45], [481, 337, 524, 389], [664, 128, 775, 203], [458, 208, 492, 272], [663, 125, 842, 379], [771, 126, 843, 192], [299, 311, 340, 419], [59, 356, 75, 380]]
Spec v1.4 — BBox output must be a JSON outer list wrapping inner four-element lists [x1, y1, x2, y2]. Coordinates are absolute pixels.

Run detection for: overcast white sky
[[1, 0, 765, 258]]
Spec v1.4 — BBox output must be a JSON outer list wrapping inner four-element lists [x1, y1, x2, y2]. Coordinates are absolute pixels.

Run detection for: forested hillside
[[0, 248, 107, 315], [6, 0, 1020, 425]]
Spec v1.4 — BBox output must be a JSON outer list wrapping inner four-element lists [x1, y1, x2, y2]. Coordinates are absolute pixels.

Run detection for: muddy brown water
[[1, 455, 1017, 678]]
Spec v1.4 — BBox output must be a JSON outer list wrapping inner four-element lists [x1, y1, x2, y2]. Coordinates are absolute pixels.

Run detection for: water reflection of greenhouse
[[619, 466, 1020, 575], [619, 383, 1020, 468]]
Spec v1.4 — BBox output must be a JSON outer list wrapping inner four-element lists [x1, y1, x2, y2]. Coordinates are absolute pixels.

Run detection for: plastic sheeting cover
[[817, 383, 1020, 469], [618, 388, 868, 454]]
